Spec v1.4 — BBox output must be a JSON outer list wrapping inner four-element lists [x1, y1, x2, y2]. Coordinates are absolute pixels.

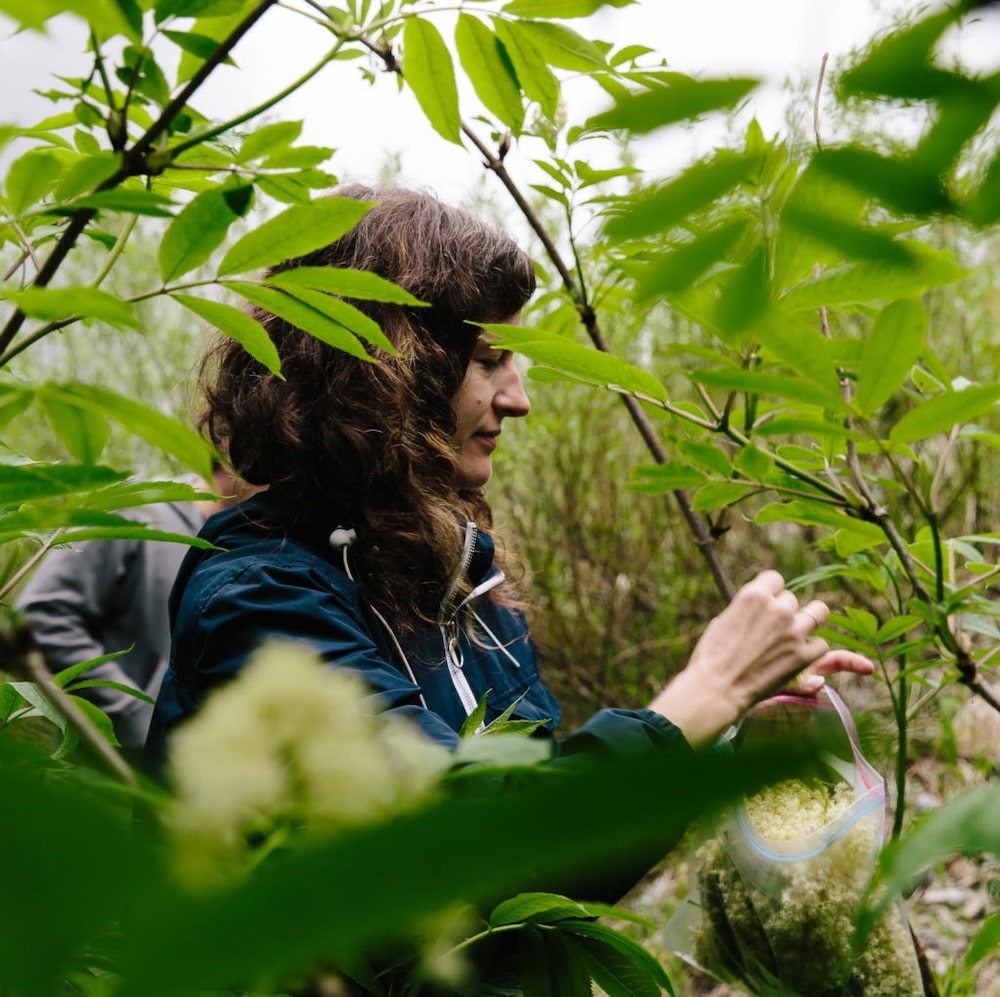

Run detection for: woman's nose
[[497, 362, 531, 417]]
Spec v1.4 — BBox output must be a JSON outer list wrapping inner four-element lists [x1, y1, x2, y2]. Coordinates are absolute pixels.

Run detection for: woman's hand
[[648, 570, 873, 748]]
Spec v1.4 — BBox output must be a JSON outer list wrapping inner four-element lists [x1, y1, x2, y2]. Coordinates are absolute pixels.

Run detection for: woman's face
[[451, 320, 530, 489]]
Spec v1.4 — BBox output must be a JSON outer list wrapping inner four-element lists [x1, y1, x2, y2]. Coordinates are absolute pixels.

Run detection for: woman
[[146, 184, 872, 776]]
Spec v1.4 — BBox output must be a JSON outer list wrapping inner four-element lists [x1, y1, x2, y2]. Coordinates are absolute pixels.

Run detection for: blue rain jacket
[[146, 493, 688, 772]]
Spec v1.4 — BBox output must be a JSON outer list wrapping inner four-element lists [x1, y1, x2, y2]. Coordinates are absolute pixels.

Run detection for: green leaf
[[494, 18, 561, 120], [629, 462, 707, 493], [265, 266, 425, 306], [455, 14, 525, 131], [486, 323, 668, 402], [563, 924, 672, 996], [53, 649, 130, 690], [692, 368, 846, 410], [4, 149, 65, 214], [402, 17, 462, 145], [780, 243, 968, 310], [4, 286, 141, 331], [0, 385, 35, 432], [678, 440, 731, 478], [172, 292, 282, 376], [453, 732, 551, 769], [751, 313, 842, 398], [73, 188, 176, 216], [510, 20, 607, 71], [875, 616, 923, 644], [160, 184, 254, 281], [733, 444, 773, 481], [871, 785, 1000, 921], [39, 388, 110, 464], [813, 146, 952, 216], [54, 384, 216, 478], [889, 384, 1000, 445], [66, 694, 120, 748], [161, 28, 232, 62], [966, 910, 1000, 969], [855, 299, 927, 415], [0, 463, 126, 508], [634, 219, 747, 298], [604, 151, 759, 239], [458, 690, 490, 738], [217, 196, 374, 276], [588, 75, 758, 134], [54, 151, 121, 201], [228, 282, 372, 362], [276, 286, 396, 354], [690, 481, 753, 510], [839, 7, 962, 101], [237, 120, 303, 162], [490, 893, 595, 928], [503, 0, 632, 15]]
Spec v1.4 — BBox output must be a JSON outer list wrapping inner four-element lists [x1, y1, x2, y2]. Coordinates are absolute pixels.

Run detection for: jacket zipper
[[442, 522, 482, 721]]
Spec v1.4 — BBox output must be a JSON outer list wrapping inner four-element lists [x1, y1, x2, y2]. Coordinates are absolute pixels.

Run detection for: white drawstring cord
[[328, 527, 428, 709]]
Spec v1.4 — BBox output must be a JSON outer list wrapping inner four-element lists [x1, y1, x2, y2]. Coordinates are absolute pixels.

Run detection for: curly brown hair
[[199, 184, 536, 628]]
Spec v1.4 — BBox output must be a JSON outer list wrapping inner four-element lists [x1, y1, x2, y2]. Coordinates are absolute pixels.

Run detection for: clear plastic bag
[[661, 687, 923, 996]]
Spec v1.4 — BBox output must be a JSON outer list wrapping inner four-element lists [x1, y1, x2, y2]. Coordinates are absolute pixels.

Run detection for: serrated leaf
[[228, 282, 372, 362], [162, 28, 232, 61], [160, 185, 254, 281], [486, 323, 667, 402], [889, 384, 1000, 445], [588, 75, 758, 134], [265, 266, 425, 306], [5, 287, 141, 331], [856, 299, 927, 415], [403, 17, 462, 145], [172, 293, 281, 375], [458, 690, 490, 738], [494, 19, 560, 120], [455, 13, 525, 131], [217, 196, 373, 277]]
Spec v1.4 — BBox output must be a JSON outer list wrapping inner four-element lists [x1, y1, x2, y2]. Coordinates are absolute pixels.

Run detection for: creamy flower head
[[165, 640, 450, 887]]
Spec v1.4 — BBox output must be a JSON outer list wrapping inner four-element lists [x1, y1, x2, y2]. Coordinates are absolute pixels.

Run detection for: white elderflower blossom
[[692, 777, 923, 996], [165, 640, 451, 887]]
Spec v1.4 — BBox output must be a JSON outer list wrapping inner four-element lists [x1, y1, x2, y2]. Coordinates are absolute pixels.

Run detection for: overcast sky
[[1, 1, 996, 197]]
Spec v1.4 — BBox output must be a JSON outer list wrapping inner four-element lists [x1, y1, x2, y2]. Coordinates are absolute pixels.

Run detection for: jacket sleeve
[[16, 537, 140, 698], [155, 546, 463, 764]]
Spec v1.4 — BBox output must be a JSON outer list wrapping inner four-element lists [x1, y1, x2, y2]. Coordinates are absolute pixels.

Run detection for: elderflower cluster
[[693, 777, 923, 996], [165, 640, 451, 888]]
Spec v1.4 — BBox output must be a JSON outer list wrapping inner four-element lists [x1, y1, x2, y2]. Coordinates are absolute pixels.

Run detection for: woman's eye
[[476, 354, 503, 371]]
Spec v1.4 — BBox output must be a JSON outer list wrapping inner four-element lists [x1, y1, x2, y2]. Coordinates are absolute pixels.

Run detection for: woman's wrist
[[648, 665, 745, 749]]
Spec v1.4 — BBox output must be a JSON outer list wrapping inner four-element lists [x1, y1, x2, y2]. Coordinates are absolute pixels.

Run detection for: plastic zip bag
[[661, 687, 923, 996]]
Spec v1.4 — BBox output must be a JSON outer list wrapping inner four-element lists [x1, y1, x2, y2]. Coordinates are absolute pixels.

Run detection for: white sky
[[1, 1, 996, 199]]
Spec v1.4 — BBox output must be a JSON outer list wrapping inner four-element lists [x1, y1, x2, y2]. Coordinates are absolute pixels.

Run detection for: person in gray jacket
[[16, 463, 252, 756]]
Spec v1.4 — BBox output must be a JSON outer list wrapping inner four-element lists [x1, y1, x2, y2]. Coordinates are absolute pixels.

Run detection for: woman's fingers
[[808, 649, 875, 677], [797, 599, 829, 633]]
